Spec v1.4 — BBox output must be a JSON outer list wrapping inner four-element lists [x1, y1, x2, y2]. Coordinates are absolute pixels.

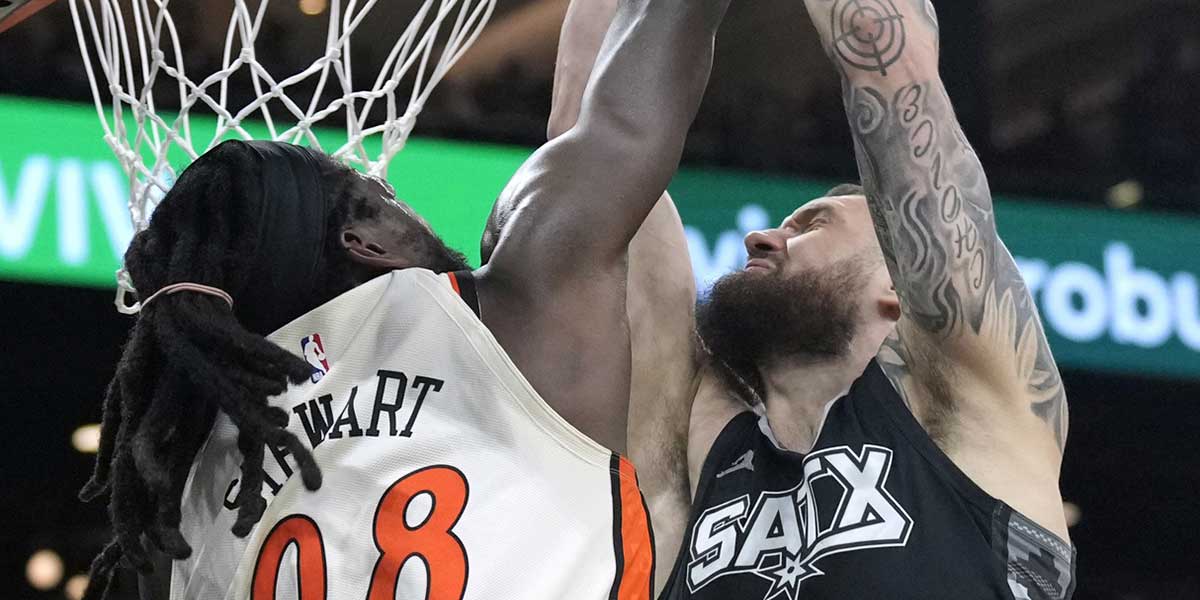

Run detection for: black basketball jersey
[[662, 360, 1076, 600]]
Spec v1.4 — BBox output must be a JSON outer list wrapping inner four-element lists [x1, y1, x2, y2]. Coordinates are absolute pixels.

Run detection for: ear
[[341, 227, 411, 270], [879, 284, 901, 323]]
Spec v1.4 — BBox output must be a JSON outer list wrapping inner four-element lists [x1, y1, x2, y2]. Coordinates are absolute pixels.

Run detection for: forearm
[[802, 1, 987, 299], [492, 0, 730, 277], [548, 0, 621, 140], [575, 0, 729, 181], [805, 0, 1068, 446]]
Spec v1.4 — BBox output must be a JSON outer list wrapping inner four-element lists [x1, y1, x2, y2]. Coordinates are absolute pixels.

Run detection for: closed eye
[[804, 218, 828, 232]]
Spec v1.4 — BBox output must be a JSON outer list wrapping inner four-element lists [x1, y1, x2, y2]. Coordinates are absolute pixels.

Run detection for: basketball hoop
[[0, 0, 58, 33], [61, 0, 495, 311]]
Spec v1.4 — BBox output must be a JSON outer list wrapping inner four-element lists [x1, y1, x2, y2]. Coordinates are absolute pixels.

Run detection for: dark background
[[2, 0, 1199, 598]]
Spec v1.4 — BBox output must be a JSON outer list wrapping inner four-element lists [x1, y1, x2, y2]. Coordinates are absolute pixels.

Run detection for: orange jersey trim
[[610, 455, 655, 600]]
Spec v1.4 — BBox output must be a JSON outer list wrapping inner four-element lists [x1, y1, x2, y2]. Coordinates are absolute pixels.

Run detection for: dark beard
[[696, 257, 867, 401]]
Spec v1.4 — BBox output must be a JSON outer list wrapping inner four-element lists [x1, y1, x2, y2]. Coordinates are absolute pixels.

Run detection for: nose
[[744, 228, 787, 258]]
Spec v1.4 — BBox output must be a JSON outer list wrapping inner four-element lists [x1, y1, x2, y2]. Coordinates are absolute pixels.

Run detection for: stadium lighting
[[71, 424, 101, 454], [65, 574, 90, 600], [299, 0, 327, 16], [1107, 180, 1143, 210], [25, 549, 64, 591], [1063, 501, 1082, 528]]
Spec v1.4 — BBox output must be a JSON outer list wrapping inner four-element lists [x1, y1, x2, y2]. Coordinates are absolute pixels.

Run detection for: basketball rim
[[0, 0, 56, 34]]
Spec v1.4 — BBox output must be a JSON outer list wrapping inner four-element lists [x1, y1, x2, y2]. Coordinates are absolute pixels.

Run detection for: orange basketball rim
[[0, 0, 56, 34]]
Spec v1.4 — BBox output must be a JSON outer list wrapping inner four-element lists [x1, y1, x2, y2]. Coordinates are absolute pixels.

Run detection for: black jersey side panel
[[659, 412, 759, 599]]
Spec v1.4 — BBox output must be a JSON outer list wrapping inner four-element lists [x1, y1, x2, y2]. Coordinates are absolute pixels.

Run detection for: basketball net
[[66, 0, 495, 312]]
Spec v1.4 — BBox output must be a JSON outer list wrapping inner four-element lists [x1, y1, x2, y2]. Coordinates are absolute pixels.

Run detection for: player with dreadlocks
[[78, 142, 459, 596], [79, 0, 733, 597]]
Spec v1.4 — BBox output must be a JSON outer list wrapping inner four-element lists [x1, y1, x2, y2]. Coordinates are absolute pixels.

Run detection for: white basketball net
[[66, 0, 495, 309]]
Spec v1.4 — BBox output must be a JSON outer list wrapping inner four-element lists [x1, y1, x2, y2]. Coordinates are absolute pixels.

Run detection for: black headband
[[231, 141, 333, 336]]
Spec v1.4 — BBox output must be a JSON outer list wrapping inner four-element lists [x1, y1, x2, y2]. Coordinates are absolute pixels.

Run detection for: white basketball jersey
[[171, 269, 653, 600]]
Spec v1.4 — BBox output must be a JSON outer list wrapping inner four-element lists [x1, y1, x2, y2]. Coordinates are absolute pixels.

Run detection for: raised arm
[[539, 2, 702, 590], [480, 0, 729, 455], [488, 0, 728, 281], [800, 1, 1067, 449], [547, 0, 621, 140]]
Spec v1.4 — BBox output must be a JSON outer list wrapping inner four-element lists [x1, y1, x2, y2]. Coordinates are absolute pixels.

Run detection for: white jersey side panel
[[171, 270, 635, 600]]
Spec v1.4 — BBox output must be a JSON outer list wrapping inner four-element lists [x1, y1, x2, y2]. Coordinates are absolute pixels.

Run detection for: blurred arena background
[[0, 0, 1198, 598]]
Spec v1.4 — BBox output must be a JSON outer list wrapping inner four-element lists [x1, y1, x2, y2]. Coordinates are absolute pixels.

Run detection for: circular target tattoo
[[830, 0, 907, 76]]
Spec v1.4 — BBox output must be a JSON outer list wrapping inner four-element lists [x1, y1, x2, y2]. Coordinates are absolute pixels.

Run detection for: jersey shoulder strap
[[693, 411, 760, 504], [445, 270, 481, 318]]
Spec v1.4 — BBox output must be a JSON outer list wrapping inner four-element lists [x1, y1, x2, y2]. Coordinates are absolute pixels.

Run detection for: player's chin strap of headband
[[139, 282, 235, 310], [115, 271, 235, 314]]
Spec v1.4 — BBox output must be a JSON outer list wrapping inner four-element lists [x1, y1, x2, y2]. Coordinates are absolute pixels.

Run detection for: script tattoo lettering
[[819, 0, 1068, 447]]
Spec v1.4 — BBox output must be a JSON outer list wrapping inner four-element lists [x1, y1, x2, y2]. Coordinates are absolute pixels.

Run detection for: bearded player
[[77, 0, 732, 598], [622, 2, 1075, 599]]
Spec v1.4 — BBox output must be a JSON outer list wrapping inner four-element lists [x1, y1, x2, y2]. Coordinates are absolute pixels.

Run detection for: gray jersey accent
[[1005, 510, 1076, 600]]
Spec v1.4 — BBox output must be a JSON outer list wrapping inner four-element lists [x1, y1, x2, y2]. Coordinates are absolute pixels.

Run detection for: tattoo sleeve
[[804, 0, 1068, 448]]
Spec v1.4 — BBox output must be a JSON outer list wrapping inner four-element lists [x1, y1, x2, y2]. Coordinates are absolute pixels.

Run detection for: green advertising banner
[[0, 95, 527, 287], [2, 95, 1198, 380]]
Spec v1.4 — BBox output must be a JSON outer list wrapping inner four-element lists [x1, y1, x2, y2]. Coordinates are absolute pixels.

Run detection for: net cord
[[66, 0, 496, 312]]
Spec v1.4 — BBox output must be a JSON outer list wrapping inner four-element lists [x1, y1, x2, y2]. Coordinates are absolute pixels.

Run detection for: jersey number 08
[[250, 465, 470, 600]]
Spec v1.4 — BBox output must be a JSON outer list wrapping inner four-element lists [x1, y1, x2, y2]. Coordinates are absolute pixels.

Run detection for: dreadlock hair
[[80, 142, 372, 599]]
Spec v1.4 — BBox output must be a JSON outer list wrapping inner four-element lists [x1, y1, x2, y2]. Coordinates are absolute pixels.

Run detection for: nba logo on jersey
[[300, 334, 330, 383]]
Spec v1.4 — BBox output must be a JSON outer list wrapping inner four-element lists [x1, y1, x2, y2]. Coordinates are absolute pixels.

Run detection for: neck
[[759, 322, 892, 452]]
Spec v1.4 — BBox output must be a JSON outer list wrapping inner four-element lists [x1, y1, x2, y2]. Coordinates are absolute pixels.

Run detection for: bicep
[[627, 193, 698, 478], [618, 191, 700, 597]]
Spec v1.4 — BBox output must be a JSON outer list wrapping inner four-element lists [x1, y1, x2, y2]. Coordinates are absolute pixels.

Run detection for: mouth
[[744, 258, 775, 273]]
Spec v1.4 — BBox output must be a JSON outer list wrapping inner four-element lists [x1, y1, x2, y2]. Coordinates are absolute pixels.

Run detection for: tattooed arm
[[800, 0, 1068, 528]]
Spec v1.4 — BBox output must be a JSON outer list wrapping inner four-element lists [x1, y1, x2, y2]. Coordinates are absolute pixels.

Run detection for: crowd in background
[[2, 1, 1197, 213]]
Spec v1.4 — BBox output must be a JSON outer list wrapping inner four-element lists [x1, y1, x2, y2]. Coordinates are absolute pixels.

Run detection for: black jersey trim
[[608, 453, 625, 600], [448, 270, 481, 318], [637, 469, 658, 600]]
